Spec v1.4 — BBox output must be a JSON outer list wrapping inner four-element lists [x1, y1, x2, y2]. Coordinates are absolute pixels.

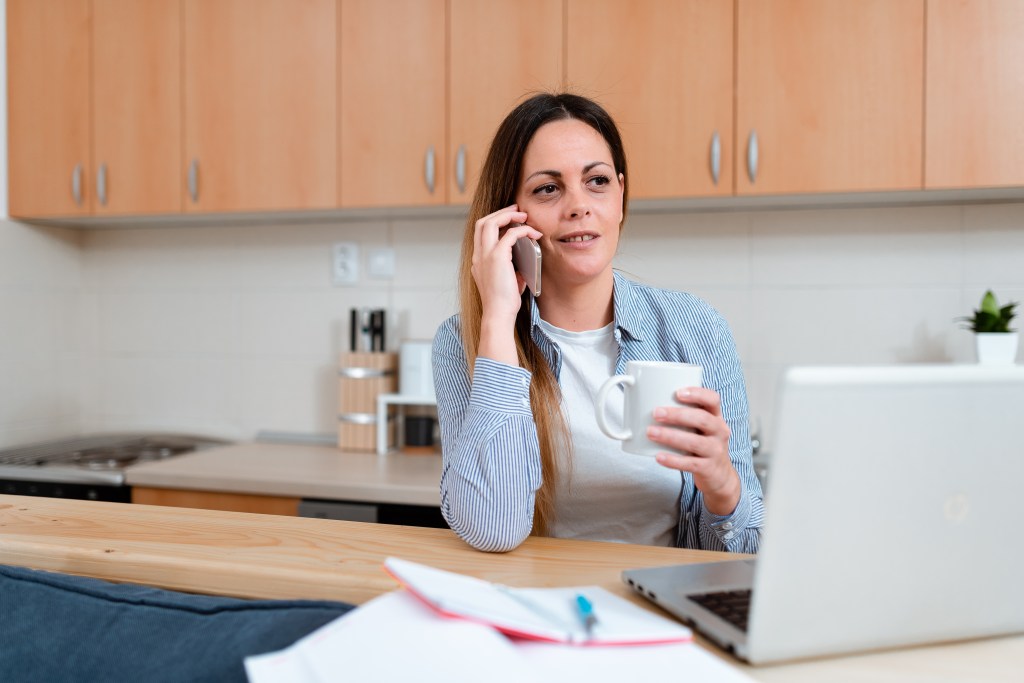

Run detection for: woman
[[432, 93, 763, 553]]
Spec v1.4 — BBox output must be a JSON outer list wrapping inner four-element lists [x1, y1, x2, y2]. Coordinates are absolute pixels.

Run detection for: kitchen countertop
[[124, 442, 441, 506]]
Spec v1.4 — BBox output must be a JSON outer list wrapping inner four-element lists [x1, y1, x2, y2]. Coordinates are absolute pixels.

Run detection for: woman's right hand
[[472, 204, 543, 323], [472, 204, 542, 364]]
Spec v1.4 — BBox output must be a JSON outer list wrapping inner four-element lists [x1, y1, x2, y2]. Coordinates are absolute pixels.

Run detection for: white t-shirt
[[538, 319, 681, 546]]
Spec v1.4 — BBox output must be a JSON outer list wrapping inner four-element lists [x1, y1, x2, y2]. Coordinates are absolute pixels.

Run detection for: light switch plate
[[367, 247, 395, 279]]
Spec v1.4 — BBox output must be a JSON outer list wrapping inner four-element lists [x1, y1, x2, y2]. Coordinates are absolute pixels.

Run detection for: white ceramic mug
[[595, 361, 703, 456]]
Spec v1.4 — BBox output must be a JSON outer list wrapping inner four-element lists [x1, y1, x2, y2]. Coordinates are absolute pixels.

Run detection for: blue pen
[[575, 593, 598, 639]]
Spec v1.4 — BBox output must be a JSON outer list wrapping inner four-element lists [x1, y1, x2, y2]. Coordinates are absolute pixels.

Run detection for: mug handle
[[595, 374, 634, 441]]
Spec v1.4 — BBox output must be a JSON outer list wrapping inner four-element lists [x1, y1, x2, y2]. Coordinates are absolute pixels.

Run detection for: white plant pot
[[975, 332, 1019, 365]]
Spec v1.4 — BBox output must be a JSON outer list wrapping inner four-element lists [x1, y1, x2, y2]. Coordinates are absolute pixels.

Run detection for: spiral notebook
[[383, 557, 692, 646]]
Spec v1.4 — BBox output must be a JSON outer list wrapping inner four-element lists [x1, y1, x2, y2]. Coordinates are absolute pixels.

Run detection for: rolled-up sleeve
[[432, 317, 542, 552], [680, 315, 764, 554]]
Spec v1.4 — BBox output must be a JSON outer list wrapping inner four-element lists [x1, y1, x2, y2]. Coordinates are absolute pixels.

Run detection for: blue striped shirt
[[432, 271, 764, 553]]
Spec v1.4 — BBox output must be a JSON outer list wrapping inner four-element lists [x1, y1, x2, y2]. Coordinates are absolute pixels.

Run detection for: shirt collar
[[528, 270, 645, 342], [611, 271, 645, 342]]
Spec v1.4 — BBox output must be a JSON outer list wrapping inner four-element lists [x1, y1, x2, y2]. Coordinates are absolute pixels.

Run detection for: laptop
[[623, 364, 1024, 664]]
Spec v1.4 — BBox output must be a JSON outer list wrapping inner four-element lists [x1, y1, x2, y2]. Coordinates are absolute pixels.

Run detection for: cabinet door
[[567, 0, 734, 199], [183, 0, 337, 213], [340, 0, 446, 207], [7, 0, 92, 217], [926, 1, 1024, 188], [736, 0, 924, 195], [93, 0, 181, 215], [449, 0, 563, 203], [132, 487, 300, 516]]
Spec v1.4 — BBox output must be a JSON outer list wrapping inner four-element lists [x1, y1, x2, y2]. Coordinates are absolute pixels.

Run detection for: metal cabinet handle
[[747, 130, 759, 184], [97, 163, 108, 206], [188, 159, 199, 203], [455, 144, 466, 194], [425, 146, 436, 194], [710, 131, 721, 185], [71, 164, 83, 206]]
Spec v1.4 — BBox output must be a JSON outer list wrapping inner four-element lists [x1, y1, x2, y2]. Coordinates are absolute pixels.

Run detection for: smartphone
[[512, 236, 542, 297]]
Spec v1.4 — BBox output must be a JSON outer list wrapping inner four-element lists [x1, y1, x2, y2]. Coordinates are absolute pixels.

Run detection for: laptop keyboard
[[689, 589, 751, 632]]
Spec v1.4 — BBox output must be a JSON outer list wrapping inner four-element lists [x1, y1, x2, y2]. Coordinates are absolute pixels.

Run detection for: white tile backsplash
[[391, 218, 464, 289], [90, 355, 233, 423], [962, 204, 1024, 286], [391, 286, 460, 342], [84, 227, 239, 289], [225, 222, 391, 290], [235, 289, 389, 359], [751, 205, 963, 286], [98, 290, 238, 355], [749, 287, 965, 365], [3, 202, 1024, 449], [0, 222, 82, 288], [229, 358, 338, 437], [615, 211, 751, 287]]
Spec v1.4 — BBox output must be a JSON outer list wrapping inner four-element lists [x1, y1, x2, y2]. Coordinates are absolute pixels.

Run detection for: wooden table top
[[2, 494, 1021, 682], [0, 494, 723, 605]]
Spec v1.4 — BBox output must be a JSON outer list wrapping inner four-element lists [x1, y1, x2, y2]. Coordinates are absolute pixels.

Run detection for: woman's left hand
[[646, 387, 741, 517]]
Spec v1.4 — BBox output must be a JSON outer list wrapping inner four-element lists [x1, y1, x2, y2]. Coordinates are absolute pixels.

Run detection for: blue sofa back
[[0, 564, 354, 683]]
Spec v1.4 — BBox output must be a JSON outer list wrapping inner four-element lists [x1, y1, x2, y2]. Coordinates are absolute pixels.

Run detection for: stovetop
[[0, 433, 229, 486]]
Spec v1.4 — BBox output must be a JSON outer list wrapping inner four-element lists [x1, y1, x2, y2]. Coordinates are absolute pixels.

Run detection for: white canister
[[400, 341, 436, 398]]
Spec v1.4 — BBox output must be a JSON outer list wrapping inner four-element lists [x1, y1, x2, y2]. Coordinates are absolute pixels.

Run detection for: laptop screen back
[[747, 365, 1024, 662]]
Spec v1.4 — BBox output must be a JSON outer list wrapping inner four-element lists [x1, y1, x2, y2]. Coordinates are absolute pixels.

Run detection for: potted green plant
[[958, 290, 1019, 365]]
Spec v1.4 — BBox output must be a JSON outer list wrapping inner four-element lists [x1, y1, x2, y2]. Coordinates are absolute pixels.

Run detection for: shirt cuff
[[703, 482, 751, 546], [470, 357, 533, 416]]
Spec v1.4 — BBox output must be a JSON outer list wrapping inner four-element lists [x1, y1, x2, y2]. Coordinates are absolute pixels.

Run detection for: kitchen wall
[[0, 1, 89, 447], [1, 2, 1020, 450], [12, 200, 1006, 452], [0, 220, 87, 447], [2, 201, 1023, 450]]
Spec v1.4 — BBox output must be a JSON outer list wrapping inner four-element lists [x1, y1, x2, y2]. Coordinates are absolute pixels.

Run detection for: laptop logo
[[944, 493, 970, 523]]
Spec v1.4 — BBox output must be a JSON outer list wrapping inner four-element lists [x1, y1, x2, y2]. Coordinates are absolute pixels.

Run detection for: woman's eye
[[588, 175, 610, 187], [533, 183, 558, 196]]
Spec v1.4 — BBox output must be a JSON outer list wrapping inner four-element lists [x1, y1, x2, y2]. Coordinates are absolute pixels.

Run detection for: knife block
[[337, 352, 398, 452]]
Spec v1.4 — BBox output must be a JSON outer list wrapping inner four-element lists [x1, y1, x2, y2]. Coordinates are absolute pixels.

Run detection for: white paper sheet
[[245, 590, 755, 683]]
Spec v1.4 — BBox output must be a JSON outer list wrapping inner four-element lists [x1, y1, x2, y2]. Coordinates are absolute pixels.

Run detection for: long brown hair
[[457, 93, 629, 535]]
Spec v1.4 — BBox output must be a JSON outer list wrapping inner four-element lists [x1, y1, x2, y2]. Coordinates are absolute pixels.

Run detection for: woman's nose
[[565, 188, 591, 219]]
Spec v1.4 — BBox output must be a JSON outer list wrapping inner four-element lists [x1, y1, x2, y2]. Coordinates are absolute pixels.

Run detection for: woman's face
[[514, 118, 624, 291]]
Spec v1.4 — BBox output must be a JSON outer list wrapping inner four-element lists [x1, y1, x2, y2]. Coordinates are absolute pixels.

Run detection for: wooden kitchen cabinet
[[13, 1, 1024, 219], [132, 487, 300, 516], [566, 0, 734, 199], [342, 0, 561, 207], [93, 0, 181, 215], [183, 0, 337, 213], [735, 0, 924, 195], [7, 0, 180, 218], [10, 0, 338, 217], [339, 0, 447, 208], [448, 0, 563, 203], [7, 0, 93, 217], [925, 0, 1024, 189]]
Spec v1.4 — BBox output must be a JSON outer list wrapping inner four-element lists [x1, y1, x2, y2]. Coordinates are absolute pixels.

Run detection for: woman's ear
[[618, 173, 626, 223]]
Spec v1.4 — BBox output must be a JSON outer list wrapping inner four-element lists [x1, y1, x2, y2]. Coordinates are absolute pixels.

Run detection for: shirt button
[[724, 531, 735, 541], [722, 522, 733, 531]]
